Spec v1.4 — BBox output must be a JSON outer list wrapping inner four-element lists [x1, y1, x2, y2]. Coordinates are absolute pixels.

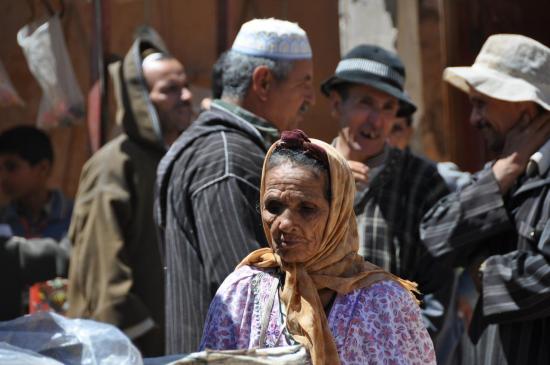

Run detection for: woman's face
[[262, 162, 330, 263]]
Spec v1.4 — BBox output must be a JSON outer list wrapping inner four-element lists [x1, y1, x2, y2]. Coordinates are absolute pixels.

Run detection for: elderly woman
[[199, 130, 435, 364]]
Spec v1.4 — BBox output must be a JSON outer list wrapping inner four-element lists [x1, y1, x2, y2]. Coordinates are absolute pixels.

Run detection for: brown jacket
[[67, 35, 166, 356]]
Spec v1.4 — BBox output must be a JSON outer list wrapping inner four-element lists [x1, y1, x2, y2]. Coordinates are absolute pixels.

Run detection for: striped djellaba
[[421, 163, 550, 365]]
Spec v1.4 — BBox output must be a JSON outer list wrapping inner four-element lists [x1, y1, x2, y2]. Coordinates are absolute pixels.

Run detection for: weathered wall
[[215, 0, 341, 142], [440, 0, 550, 171], [0, 1, 91, 202], [0, 0, 340, 200]]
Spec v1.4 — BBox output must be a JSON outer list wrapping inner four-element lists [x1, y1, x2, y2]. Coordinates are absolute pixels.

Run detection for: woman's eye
[[300, 204, 317, 215], [265, 201, 283, 214]]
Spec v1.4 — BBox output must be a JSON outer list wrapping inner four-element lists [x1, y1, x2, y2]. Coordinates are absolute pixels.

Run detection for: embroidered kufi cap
[[444, 34, 550, 111], [321, 44, 416, 117], [231, 18, 312, 60]]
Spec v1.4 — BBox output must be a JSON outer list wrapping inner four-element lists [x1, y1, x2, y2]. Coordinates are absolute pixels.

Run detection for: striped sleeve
[[192, 176, 265, 287], [481, 195, 550, 323], [420, 168, 511, 265]]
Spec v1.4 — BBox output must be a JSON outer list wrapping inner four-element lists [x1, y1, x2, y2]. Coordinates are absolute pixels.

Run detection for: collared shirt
[[362, 144, 389, 185], [0, 189, 73, 240], [529, 138, 550, 176], [211, 99, 280, 148], [330, 140, 390, 192]]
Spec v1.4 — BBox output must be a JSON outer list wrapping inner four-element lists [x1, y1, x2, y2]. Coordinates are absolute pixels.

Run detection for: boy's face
[[0, 154, 50, 200]]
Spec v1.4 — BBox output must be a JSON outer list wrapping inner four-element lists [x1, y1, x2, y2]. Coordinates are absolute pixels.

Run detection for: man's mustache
[[474, 120, 491, 130]]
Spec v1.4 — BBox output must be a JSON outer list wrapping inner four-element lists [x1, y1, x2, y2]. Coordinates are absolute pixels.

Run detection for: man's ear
[[251, 66, 273, 102], [526, 101, 543, 120], [328, 90, 343, 119]]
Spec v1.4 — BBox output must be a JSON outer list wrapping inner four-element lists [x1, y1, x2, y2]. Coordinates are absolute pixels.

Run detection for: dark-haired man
[[67, 32, 192, 356], [155, 18, 315, 353], [322, 44, 453, 340]]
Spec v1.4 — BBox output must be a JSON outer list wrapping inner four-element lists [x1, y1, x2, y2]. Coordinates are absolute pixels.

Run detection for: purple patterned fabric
[[200, 266, 436, 364]]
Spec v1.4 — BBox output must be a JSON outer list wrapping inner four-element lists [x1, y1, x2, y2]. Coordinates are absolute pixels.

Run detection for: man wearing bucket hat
[[155, 18, 315, 353], [421, 34, 550, 364], [322, 44, 453, 339]]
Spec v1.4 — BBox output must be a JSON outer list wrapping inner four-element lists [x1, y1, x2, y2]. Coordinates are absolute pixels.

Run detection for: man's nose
[[305, 84, 316, 106], [367, 109, 383, 128], [469, 107, 482, 127], [181, 87, 193, 102]]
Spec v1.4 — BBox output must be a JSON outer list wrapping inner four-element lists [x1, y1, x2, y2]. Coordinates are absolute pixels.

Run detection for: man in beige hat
[[155, 18, 315, 353], [421, 34, 550, 364]]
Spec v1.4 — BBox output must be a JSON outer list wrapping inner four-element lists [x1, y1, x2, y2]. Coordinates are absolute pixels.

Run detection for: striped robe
[[354, 147, 454, 339], [355, 147, 452, 294], [155, 105, 271, 354], [421, 163, 550, 365]]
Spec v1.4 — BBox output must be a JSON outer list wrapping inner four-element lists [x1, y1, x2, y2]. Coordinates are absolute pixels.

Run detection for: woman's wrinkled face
[[262, 163, 330, 263]]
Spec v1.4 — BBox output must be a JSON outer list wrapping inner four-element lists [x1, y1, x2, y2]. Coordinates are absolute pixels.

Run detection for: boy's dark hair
[[0, 126, 54, 165]]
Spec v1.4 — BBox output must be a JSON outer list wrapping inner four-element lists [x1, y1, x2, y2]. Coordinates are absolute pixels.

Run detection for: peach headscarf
[[239, 134, 418, 365]]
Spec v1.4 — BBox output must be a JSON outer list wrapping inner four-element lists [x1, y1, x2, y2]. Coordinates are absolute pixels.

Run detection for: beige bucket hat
[[444, 34, 550, 111]]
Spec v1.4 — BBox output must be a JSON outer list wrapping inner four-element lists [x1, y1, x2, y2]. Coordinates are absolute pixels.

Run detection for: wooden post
[[87, 0, 109, 153]]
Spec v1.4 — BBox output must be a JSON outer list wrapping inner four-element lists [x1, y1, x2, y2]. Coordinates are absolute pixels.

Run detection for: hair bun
[[278, 129, 329, 169]]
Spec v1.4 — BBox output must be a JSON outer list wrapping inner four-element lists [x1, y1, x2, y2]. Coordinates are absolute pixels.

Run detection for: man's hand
[[493, 111, 550, 193], [347, 160, 369, 187]]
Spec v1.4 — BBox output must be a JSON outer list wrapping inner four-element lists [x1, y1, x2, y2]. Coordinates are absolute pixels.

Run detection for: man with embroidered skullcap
[[155, 18, 315, 353], [67, 29, 193, 356], [421, 34, 550, 364], [321, 44, 454, 346]]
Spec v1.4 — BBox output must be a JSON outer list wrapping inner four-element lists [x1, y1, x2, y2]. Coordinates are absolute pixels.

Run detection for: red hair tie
[[279, 129, 329, 169]]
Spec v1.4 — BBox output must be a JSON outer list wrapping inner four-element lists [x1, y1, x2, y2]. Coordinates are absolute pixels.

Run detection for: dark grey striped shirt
[[421, 163, 550, 365], [355, 147, 452, 294], [155, 105, 273, 354]]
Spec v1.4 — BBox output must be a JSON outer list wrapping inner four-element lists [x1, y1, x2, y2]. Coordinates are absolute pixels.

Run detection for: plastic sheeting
[[0, 312, 142, 365], [17, 14, 85, 127]]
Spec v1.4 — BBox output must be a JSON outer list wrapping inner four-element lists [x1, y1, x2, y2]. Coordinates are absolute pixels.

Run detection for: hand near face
[[492, 111, 550, 193], [347, 160, 369, 188]]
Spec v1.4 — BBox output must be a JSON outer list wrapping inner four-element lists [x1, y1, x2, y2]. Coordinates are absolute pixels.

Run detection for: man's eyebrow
[[384, 98, 397, 107]]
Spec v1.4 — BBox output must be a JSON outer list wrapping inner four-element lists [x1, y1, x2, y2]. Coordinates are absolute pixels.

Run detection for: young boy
[[0, 126, 72, 319], [0, 126, 72, 240]]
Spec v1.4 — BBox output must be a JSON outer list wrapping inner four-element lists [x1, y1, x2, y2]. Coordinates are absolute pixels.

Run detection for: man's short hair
[[141, 51, 179, 90], [211, 51, 228, 99], [221, 50, 294, 100], [330, 82, 353, 101], [0, 126, 54, 165], [142, 51, 176, 68]]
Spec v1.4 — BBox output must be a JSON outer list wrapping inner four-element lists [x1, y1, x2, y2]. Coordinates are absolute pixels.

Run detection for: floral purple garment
[[199, 266, 435, 364]]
